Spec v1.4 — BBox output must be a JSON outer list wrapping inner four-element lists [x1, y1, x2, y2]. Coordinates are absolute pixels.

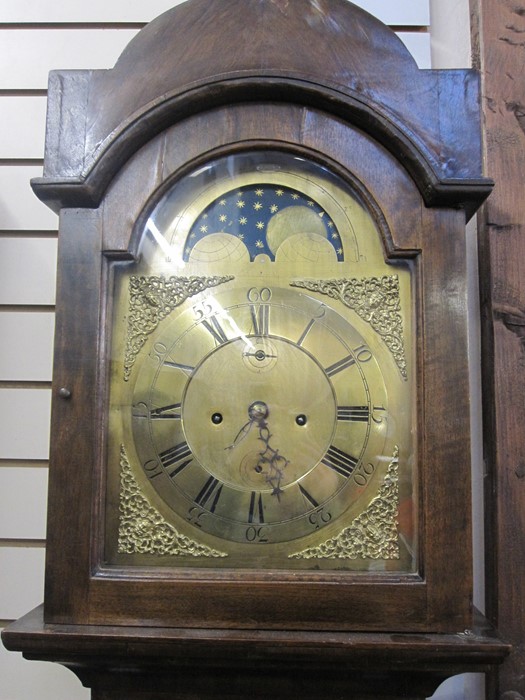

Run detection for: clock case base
[[2, 606, 509, 700]]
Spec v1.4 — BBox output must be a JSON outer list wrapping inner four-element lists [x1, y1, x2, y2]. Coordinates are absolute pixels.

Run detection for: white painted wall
[[1, 2, 483, 698]]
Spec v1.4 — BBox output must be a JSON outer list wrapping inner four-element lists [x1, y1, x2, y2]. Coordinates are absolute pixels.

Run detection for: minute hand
[[255, 422, 289, 499]]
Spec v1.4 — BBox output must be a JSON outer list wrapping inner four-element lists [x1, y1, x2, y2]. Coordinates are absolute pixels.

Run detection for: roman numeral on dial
[[194, 476, 223, 513], [150, 402, 182, 420], [202, 316, 228, 345], [297, 318, 316, 347], [324, 354, 356, 377], [336, 405, 370, 422], [159, 441, 193, 478], [163, 360, 195, 374], [322, 445, 358, 478], [248, 492, 265, 524], [299, 484, 319, 509], [250, 304, 270, 336]]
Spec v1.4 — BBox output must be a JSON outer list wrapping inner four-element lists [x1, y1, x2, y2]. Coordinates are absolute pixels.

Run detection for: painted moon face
[[275, 232, 338, 263], [188, 232, 250, 263], [266, 205, 327, 254]]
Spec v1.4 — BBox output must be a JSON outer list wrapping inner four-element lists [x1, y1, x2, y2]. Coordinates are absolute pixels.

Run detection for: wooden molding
[[31, 0, 490, 214]]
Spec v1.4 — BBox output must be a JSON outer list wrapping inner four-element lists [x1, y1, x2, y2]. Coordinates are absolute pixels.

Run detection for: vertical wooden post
[[471, 0, 525, 697]]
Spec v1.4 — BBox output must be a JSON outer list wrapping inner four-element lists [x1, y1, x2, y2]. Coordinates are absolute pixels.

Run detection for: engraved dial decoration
[[131, 288, 387, 546], [107, 151, 415, 571]]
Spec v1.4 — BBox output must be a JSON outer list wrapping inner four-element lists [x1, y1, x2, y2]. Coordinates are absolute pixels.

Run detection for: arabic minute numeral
[[353, 461, 376, 486], [372, 405, 387, 424], [193, 300, 214, 320], [308, 507, 332, 530], [149, 342, 167, 365], [353, 344, 373, 363], [245, 526, 269, 543], [143, 458, 163, 479], [187, 506, 205, 528], [247, 287, 272, 303], [132, 401, 149, 419]]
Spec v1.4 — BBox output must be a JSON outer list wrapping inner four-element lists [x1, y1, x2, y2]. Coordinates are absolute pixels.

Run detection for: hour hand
[[226, 419, 254, 450], [226, 401, 269, 450]]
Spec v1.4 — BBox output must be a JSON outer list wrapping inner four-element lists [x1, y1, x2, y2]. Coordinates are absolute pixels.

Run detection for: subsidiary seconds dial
[[130, 286, 388, 546]]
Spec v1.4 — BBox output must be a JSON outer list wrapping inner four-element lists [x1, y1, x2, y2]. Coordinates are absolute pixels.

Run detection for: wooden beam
[[471, 0, 525, 696]]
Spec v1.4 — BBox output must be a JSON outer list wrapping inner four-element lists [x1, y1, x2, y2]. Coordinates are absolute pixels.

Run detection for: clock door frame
[[39, 99, 471, 633], [22, 0, 491, 635]]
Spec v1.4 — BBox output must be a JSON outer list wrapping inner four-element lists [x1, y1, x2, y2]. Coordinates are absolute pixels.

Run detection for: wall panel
[[0, 97, 47, 159], [0, 389, 51, 461], [0, 0, 428, 26], [0, 26, 430, 92], [0, 238, 57, 305], [0, 547, 46, 619], [0, 29, 139, 90], [0, 166, 58, 230], [0, 468, 48, 541], [0, 312, 54, 381], [398, 32, 431, 68]]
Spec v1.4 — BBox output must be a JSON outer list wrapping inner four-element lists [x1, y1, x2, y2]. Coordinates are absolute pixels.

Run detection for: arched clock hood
[[32, 0, 490, 215]]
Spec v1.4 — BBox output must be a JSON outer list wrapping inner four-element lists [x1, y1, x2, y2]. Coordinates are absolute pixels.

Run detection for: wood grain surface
[[471, 0, 525, 697], [2, 0, 512, 696]]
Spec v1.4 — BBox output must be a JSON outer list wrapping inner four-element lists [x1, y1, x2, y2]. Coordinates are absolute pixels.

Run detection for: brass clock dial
[[107, 151, 414, 571], [130, 286, 388, 549]]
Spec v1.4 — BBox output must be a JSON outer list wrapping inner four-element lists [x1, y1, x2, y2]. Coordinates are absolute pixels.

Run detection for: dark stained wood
[[101, 103, 425, 258], [32, 0, 490, 216], [13, 0, 486, 635], [471, 0, 525, 696], [24, 102, 478, 634], [43, 209, 103, 622], [418, 207, 473, 628], [2, 605, 510, 700], [0, 0, 511, 696]]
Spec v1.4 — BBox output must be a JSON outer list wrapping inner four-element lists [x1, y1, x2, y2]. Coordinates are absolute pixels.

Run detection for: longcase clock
[[2, 1, 509, 697]]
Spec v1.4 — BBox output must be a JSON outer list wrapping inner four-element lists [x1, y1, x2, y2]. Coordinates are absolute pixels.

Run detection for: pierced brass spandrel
[[290, 276, 407, 379], [118, 445, 227, 558], [124, 274, 234, 380], [289, 446, 400, 560]]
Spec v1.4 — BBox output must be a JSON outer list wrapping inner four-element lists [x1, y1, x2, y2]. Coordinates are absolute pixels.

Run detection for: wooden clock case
[[2, 0, 509, 697]]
